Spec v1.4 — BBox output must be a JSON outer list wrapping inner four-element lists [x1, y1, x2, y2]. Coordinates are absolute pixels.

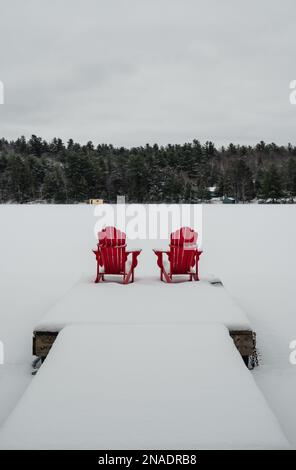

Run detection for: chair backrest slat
[[169, 227, 198, 274], [97, 227, 127, 273]]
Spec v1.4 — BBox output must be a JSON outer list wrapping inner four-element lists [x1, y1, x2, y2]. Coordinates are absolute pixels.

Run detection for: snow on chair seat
[[0, 324, 289, 449]]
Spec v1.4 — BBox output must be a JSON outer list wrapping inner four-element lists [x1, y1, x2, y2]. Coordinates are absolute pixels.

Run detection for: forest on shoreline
[[0, 136, 296, 203]]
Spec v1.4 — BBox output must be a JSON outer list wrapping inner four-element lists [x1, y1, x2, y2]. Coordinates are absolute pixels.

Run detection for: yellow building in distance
[[88, 199, 104, 205]]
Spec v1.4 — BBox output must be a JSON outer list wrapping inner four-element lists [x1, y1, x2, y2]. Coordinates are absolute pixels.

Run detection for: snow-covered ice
[[0, 323, 289, 450], [0, 204, 295, 447]]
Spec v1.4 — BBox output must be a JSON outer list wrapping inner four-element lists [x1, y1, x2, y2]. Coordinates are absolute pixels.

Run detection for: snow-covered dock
[[34, 279, 251, 331], [0, 324, 289, 449], [33, 279, 256, 363]]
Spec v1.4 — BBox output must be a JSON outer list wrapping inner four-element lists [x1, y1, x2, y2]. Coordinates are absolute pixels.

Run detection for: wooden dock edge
[[33, 329, 257, 367], [33, 331, 58, 359], [230, 330, 257, 368]]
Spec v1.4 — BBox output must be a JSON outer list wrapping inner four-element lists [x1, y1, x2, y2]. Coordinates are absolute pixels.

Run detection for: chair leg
[[95, 263, 101, 283], [132, 270, 134, 283], [124, 269, 133, 284], [195, 257, 200, 281], [156, 254, 171, 283], [163, 269, 172, 283]]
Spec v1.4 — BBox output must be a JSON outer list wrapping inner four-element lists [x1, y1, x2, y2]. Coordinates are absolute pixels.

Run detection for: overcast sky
[[0, 0, 296, 147]]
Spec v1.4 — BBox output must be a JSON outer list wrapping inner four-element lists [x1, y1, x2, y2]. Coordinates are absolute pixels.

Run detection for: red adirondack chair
[[93, 226, 141, 284], [153, 227, 202, 282]]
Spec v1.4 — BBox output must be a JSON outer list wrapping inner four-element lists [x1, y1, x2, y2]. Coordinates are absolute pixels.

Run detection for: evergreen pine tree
[[261, 165, 283, 202]]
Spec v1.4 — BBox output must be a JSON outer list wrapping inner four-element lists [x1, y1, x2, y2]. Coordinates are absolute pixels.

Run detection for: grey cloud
[[0, 0, 296, 147]]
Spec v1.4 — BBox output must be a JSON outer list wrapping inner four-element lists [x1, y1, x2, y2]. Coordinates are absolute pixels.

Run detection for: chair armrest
[[126, 250, 142, 269], [153, 248, 169, 255], [126, 249, 142, 254], [92, 248, 103, 266], [153, 249, 169, 270]]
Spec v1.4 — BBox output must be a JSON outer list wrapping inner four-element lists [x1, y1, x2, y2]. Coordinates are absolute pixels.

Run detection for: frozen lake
[[0, 204, 295, 447]]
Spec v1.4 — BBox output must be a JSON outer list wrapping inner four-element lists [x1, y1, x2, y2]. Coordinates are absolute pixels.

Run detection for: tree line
[[0, 136, 296, 203]]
